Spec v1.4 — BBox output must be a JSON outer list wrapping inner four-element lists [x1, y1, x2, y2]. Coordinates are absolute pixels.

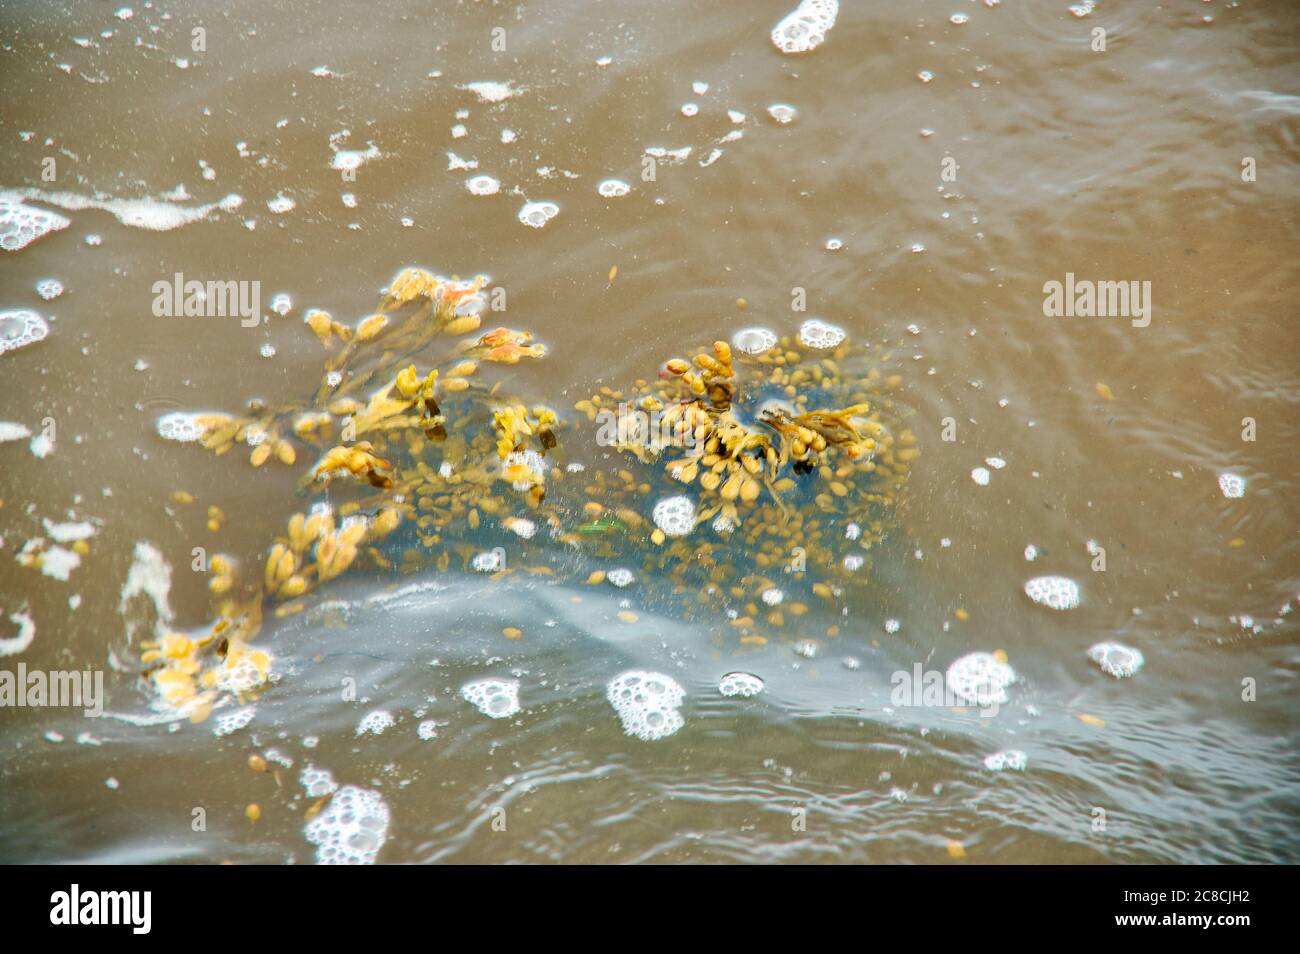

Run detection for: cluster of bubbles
[[597, 179, 631, 198], [303, 785, 391, 865], [356, 709, 395, 736], [154, 411, 207, 443], [1023, 575, 1081, 611], [606, 670, 686, 741], [945, 651, 1017, 707], [1218, 473, 1245, 498], [35, 278, 64, 301], [652, 495, 697, 537], [797, 318, 847, 350], [461, 678, 521, 719], [606, 567, 635, 588], [1087, 641, 1144, 679], [0, 309, 50, 355], [0, 196, 70, 252], [983, 750, 1027, 772], [518, 200, 559, 228], [718, 671, 765, 698], [300, 765, 339, 798], [212, 705, 256, 737], [770, 0, 840, 55]]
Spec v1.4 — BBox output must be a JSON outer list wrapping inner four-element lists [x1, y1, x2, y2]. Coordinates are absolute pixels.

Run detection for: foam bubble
[[732, 327, 778, 355], [798, 318, 845, 349], [771, 0, 839, 54], [984, 750, 1027, 772], [300, 765, 339, 798], [155, 411, 208, 443], [971, 466, 990, 486], [598, 179, 631, 197], [0, 309, 49, 355], [36, 278, 64, 300], [762, 587, 784, 606], [767, 103, 799, 124], [1218, 473, 1245, 498], [946, 652, 1016, 707], [0, 196, 71, 252], [461, 678, 520, 719], [0, 422, 31, 442], [267, 193, 295, 214], [606, 670, 685, 741], [1024, 575, 1081, 611], [518, 200, 559, 228], [607, 567, 635, 588], [504, 516, 536, 539], [330, 144, 381, 173], [470, 549, 505, 573], [652, 495, 696, 537], [417, 720, 439, 741], [466, 175, 500, 196], [459, 80, 520, 103], [719, 672, 764, 697], [1087, 641, 1144, 678], [212, 705, 256, 737], [356, 709, 395, 736], [303, 785, 390, 865], [0, 611, 36, 657]]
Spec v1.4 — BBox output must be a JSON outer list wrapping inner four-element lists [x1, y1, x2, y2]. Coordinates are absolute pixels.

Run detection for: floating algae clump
[[569, 327, 917, 637], [140, 264, 917, 716]]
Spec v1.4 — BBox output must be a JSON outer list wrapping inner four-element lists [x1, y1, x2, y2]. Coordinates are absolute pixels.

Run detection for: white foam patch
[[946, 652, 1016, 707], [330, 144, 380, 173], [771, 0, 839, 54], [459, 80, 521, 103], [300, 765, 339, 798], [10, 188, 241, 231], [356, 709, 395, 736], [767, 103, 799, 124], [118, 542, 174, 644], [35, 278, 63, 301], [1024, 575, 1080, 611], [470, 549, 504, 573], [0, 422, 31, 442], [971, 466, 990, 486], [0, 309, 49, 355], [606, 670, 685, 741], [304, 785, 390, 865], [213, 705, 256, 737], [597, 179, 631, 197], [607, 567, 635, 588], [798, 318, 845, 349], [0, 611, 36, 656], [155, 411, 210, 443], [732, 327, 778, 355], [719, 671, 764, 697], [1087, 641, 1144, 678], [1218, 473, 1245, 498], [518, 200, 559, 228], [0, 196, 71, 252], [466, 175, 500, 196], [42, 519, 96, 543], [984, 750, 1027, 772], [652, 495, 696, 537], [461, 678, 520, 719]]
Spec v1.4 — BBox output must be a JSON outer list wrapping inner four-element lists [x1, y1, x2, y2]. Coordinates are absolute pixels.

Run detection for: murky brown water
[[2, 0, 1298, 864]]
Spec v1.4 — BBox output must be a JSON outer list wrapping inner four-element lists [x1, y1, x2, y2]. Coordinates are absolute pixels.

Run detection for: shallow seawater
[[1, 0, 1299, 864]]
